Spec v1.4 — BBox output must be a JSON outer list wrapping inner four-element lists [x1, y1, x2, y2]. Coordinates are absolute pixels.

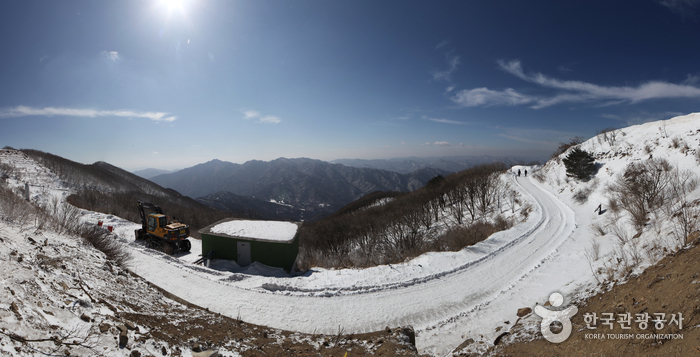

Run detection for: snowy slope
[[95, 170, 575, 357], [3, 113, 699, 356]]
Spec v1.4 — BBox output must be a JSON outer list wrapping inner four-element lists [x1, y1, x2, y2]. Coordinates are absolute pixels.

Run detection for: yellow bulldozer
[[135, 201, 192, 254]]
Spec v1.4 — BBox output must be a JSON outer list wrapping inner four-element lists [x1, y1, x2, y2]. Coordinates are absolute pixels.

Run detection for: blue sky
[[2, 0, 700, 170]]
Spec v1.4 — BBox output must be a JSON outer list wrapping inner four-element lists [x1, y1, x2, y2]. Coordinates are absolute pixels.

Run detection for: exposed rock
[[130, 350, 141, 357], [118, 325, 128, 334], [125, 321, 136, 330], [494, 332, 510, 345], [401, 326, 416, 347], [10, 301, 20, 313], [385, 326, 391, 333], [119, 330, 128, 347], [80, 313, 91, 322], [517, 307, 532, 317], [192, 343, 202, 352], [99, 323, 110, 333]]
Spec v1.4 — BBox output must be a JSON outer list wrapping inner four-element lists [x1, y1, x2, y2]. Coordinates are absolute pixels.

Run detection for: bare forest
[[297, 163, 526, 269]]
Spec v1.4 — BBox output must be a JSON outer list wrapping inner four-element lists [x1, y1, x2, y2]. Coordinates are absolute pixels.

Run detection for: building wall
[[201, 233, 299, 271]]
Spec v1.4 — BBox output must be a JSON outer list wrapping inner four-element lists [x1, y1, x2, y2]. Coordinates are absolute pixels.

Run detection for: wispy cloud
[[0, 106, 176, 121], [451, 87, 536, 107], [243, 110, 260, 119], [658, 0, 700, 18], [452, 60, 700, 109], [600, 111, 685, 126], [427, 117, 465, 125], [242, 109, 281, 124], [423, 141, 455, 146], [102, 51, 120, 61], [436, 40, 450, 49], [497, 127, 576, 146], [432, 53, 460, 82], [259, 116, 281, 124]]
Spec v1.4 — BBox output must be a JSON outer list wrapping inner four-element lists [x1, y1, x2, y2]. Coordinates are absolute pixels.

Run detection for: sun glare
[[161, 0, 185, 13]]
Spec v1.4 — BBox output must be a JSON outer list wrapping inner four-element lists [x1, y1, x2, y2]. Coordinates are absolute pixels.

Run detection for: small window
[[148, 216, 156, 232], [159, 216, 167, 228]]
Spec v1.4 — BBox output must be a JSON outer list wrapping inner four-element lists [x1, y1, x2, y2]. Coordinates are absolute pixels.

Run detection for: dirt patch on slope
[[458, 236, 700, 356]]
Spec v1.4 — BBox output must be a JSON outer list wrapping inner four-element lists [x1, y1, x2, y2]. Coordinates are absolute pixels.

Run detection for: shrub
[[551, 137, 585, 158], [79, 224, 131, 266], [572, 187, 592, 204], [563, 148, 596, 180], [607, 158, 673, 230], [433, 222, 496, 252], [596, 127, 619, 146], [671, 137, 681, 149]]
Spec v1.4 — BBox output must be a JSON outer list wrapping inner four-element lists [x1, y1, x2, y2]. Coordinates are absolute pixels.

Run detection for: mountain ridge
[[151, 157, 448, 219]]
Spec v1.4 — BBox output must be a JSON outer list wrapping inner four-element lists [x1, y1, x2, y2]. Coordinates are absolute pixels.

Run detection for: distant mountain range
[[196, 191, 308, 221], [132, 168, 176, 180], [332, 155, 541, 174], [150, 157, 447, 220]]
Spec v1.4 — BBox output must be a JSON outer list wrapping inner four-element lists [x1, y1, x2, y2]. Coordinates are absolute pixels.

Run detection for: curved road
[[128, 176, 575, 355]]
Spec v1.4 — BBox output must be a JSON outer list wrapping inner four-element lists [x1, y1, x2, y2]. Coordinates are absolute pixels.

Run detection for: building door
[[237, 241, 251, 267]]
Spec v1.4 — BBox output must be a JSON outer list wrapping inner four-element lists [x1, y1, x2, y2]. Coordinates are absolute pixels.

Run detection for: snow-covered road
[[126, 175, 576, 356]]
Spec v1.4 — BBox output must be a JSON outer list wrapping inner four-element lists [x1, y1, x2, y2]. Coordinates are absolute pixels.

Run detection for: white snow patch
[[210, 220, 299, 242]]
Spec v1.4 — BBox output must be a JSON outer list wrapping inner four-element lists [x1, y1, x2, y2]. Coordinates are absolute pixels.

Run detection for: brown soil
[[458, 236, 700, 356]]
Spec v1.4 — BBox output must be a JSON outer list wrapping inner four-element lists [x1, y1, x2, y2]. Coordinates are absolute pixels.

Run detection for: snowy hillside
[[534, 113, 700, 282], [2, 113, 699, 356], [0, 150, 418, 357]]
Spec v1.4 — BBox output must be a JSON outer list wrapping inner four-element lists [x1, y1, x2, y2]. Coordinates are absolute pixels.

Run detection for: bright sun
[[161, 0, 185, 12]]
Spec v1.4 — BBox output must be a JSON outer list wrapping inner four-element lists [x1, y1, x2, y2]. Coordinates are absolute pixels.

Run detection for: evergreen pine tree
[[563, 148, 596, 180]]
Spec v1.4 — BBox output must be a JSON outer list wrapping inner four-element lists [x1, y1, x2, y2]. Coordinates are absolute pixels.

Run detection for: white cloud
[[433, 141, 452, 146], [259, 116, 281, 124], [658, 0, 700, 17], [102, 51, 120, 61], [432, 54, 460, 82], [0, 106, 176, 121], [497, 127, 576, 146], [451, 87, 536, 107], [452, 60, 700, 109], [243, 110, 261, 119], [422, 141, 454, 146], [684, 74, 700, 85], [241, 109, 280, 124], [428, 117, 465, 125], [501, 60, 700, 103]]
